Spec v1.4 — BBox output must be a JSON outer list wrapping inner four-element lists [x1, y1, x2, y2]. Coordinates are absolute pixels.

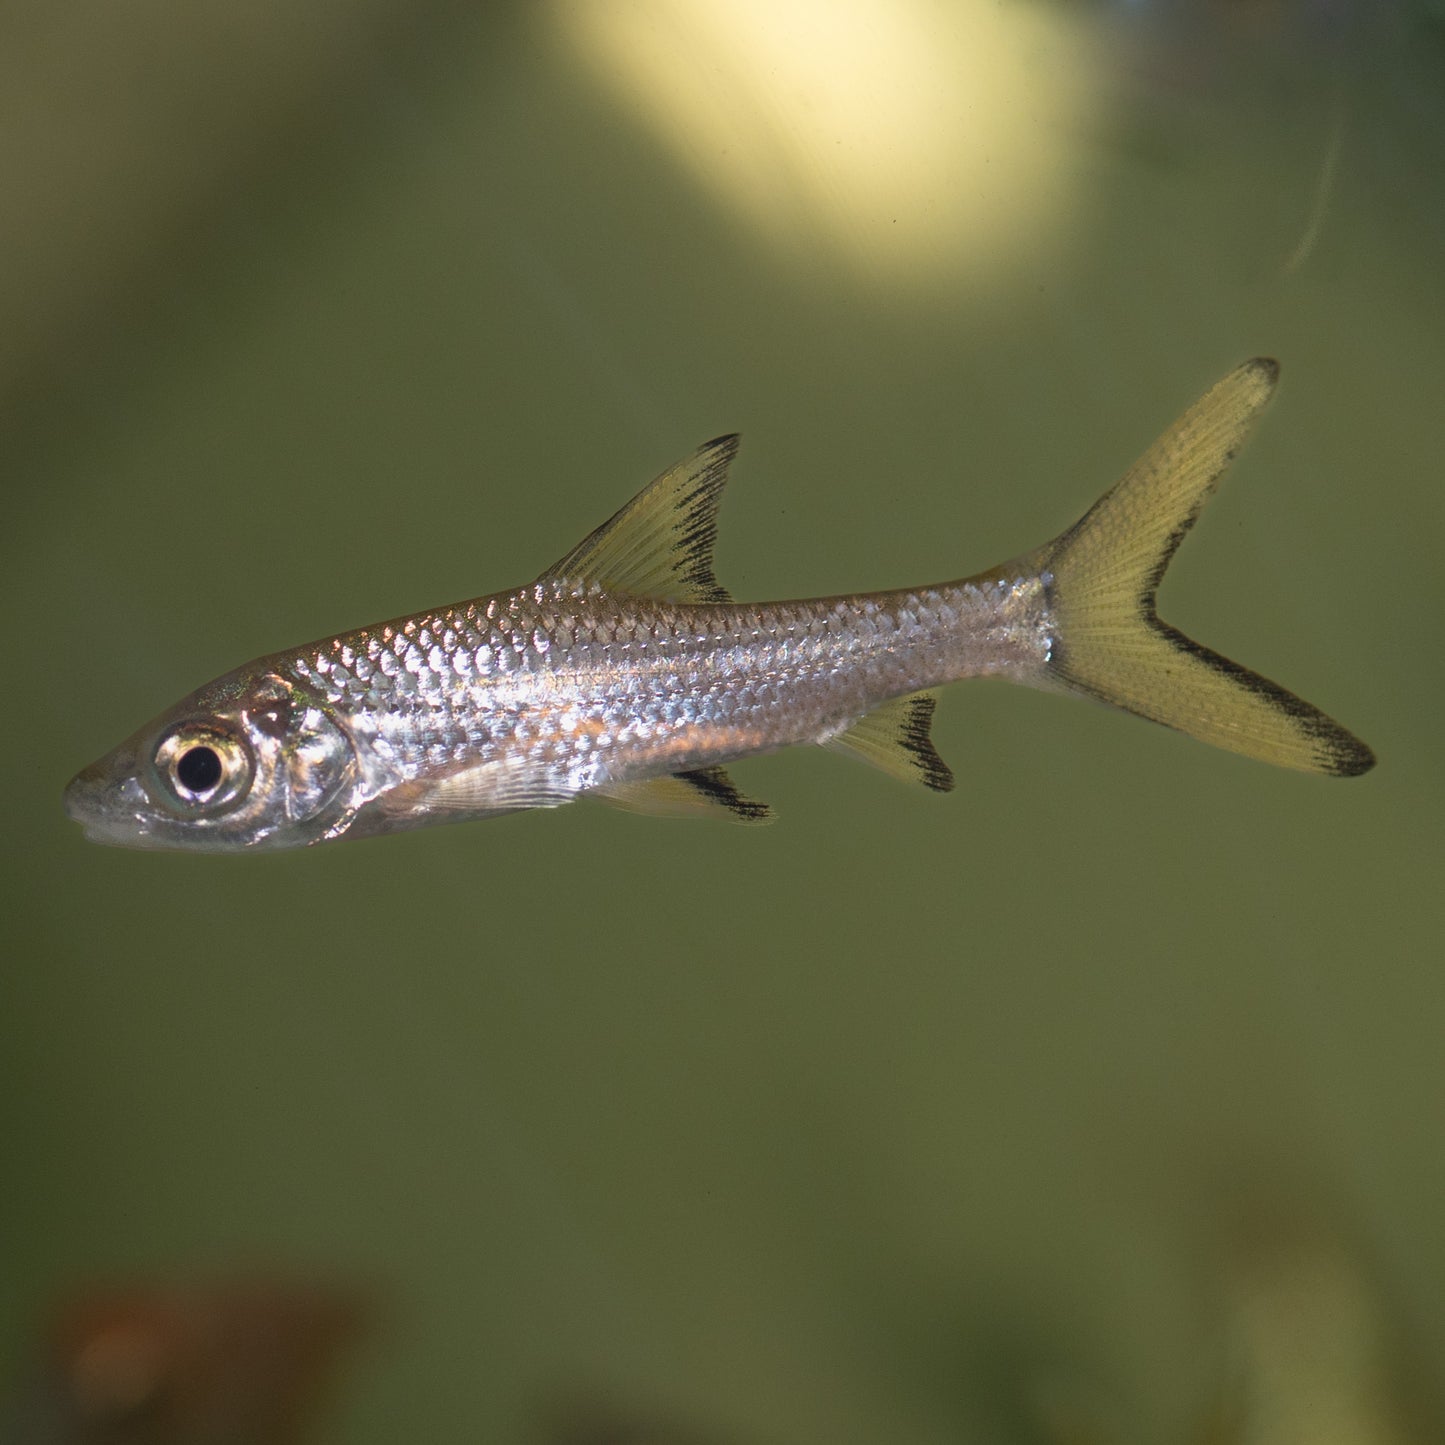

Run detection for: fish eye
[[153, 725, 253, 813], [175, 744, 222, 794]]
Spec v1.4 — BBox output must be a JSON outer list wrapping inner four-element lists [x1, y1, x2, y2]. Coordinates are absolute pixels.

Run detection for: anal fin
[[596, 766, 772, 823], [825, 693, 954, 792]]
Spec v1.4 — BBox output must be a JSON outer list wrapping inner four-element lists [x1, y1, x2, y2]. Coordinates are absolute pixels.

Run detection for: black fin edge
[[674, 765, 772, 821], [899, 696, 956, 792], [670, 436, 736, 603]]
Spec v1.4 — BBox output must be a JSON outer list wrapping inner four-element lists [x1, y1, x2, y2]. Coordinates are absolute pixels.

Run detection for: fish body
[[290, 572, 1046, 838], [65, 360, 1374, 852]]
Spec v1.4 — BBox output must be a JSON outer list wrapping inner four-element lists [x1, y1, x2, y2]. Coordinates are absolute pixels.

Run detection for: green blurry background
[[3, 2, 1442, 1440]]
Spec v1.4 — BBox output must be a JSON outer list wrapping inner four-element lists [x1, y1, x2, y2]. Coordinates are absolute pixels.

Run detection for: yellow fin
[[539, 436, 738, 602], [596, 767, 771, 822], [825, 693, 955, 792], [1035, 358, 1374, 777]]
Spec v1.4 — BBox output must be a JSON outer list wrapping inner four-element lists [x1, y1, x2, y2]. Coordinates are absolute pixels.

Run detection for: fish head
[[65, 669, 360, 851]]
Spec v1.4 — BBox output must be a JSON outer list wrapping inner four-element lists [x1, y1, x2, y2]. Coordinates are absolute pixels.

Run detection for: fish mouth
[[64, 755, 159, 849]]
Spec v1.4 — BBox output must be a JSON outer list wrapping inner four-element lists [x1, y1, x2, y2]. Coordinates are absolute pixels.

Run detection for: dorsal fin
[[538, 436, 738, 602], [825, 693, 954, 792], [596, 766, 772, 822]]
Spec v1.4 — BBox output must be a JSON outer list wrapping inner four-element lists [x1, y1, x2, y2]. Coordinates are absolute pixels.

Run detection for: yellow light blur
[[549, 0, 1095, 287]]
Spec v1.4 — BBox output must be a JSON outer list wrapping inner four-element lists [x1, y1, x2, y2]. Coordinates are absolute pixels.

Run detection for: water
[[3, 3, 1442, 1440]]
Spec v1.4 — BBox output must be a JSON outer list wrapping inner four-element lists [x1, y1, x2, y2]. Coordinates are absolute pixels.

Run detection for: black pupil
[[175, 745, 223, 794]]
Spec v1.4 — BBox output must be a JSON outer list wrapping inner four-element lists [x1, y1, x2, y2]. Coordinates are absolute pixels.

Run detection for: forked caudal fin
[[1031, 358, 1374, 777]]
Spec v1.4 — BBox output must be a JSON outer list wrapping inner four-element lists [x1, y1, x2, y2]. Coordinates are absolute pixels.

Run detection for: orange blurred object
[[9, 1281, 365, 1445]]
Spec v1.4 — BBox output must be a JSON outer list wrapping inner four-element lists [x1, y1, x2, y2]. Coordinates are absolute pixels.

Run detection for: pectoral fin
[[379, 759, 578, 820], [596, 766, 772, 822], [825, 693, 954, 792], [539, 436, 738, 602]]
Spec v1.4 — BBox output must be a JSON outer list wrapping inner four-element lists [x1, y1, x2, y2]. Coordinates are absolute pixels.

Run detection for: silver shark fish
[[64, 359, 1373, 851]]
